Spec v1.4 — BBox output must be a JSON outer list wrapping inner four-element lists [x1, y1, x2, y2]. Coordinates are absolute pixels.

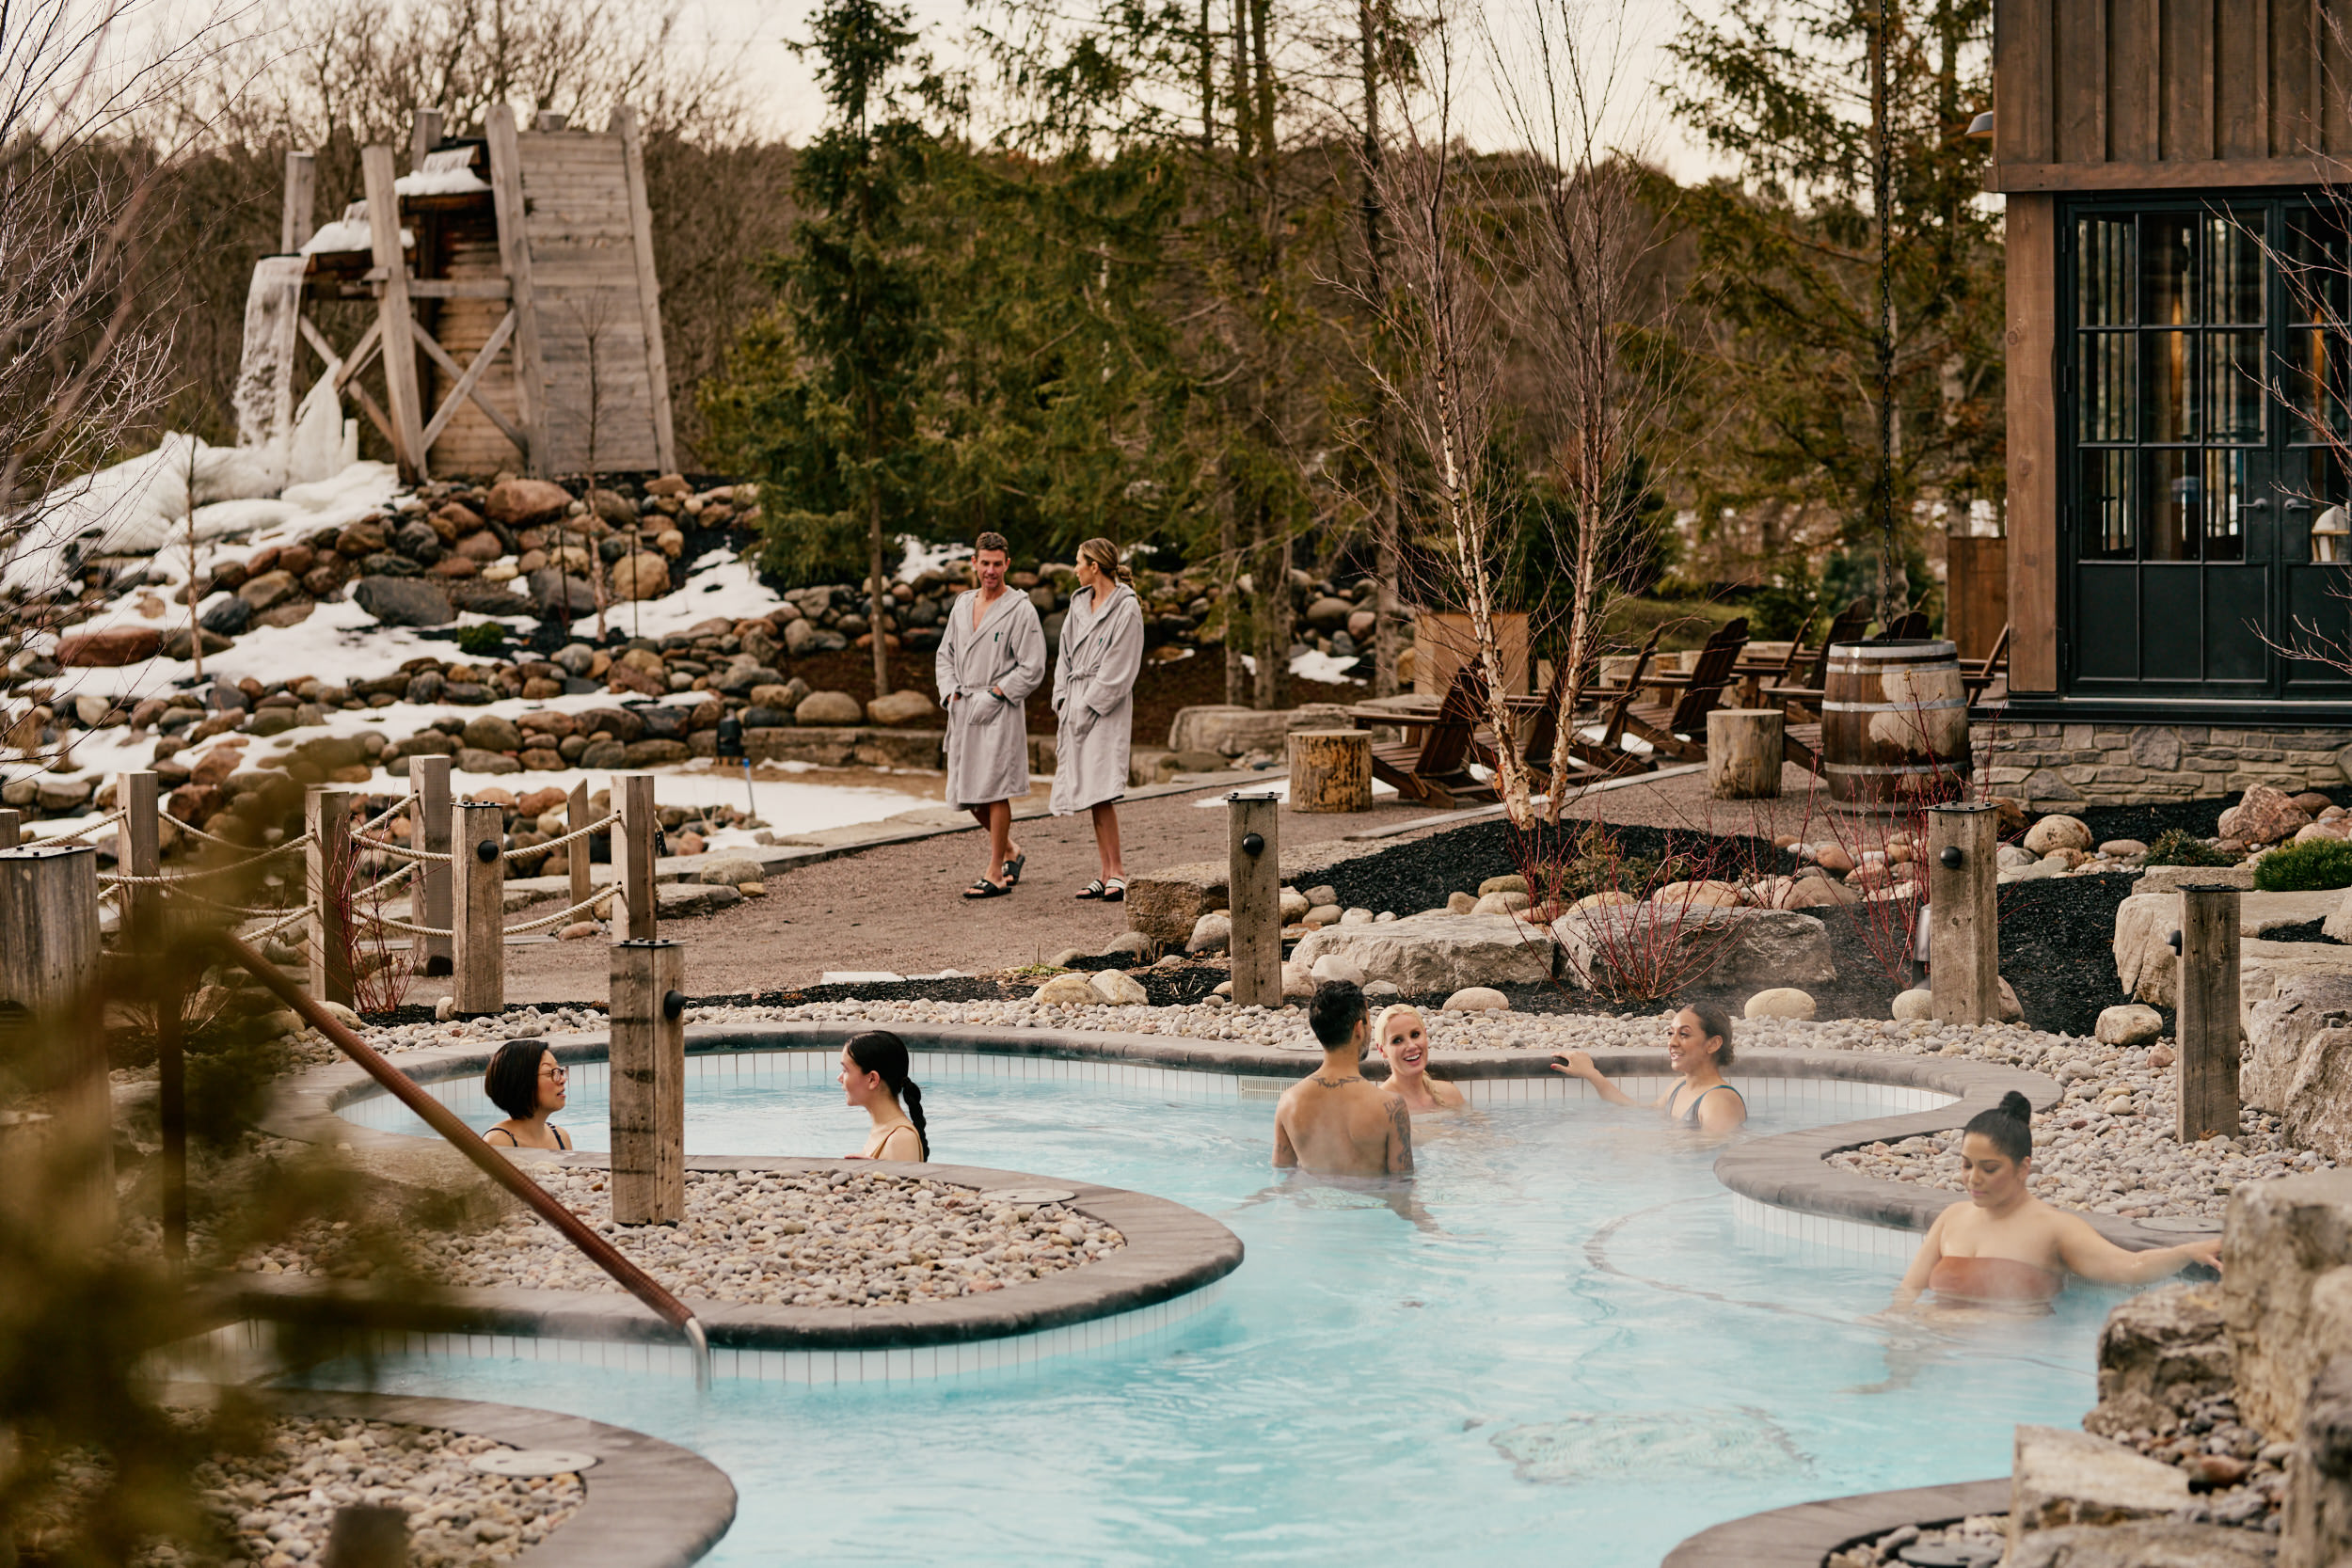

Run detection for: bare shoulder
[[1435, 1080, 1469, 1108]]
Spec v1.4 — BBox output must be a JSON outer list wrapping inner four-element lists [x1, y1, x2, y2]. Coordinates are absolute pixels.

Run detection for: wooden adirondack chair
[[1471, 657, 1612, 792], [1884, 610, 1930, 640], [1613, 618, 1751, 762], [1567, 625, 1671, 777], [1963, 623, 2011, 703], [1370, 664, 1497, 808]]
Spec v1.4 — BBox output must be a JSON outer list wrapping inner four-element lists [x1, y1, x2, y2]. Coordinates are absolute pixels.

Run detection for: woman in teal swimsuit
[[1549, 1002, 1747, 1134]]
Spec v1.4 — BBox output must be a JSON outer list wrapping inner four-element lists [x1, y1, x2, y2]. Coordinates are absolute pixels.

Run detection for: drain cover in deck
[[982, 1187, 1076, 1204], [2137, 1216, 2223, 1233]]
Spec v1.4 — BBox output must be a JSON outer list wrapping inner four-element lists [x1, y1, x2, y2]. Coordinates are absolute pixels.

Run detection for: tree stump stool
[[1286, 729, 1373, 813], [1707, 709, 1783, 799]]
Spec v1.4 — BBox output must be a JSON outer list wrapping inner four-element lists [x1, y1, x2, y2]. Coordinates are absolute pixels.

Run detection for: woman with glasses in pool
[[481, 1038, 574, 1151], [1375, 1005, 1467, 1116], [1548, 1003, 1747, 1134]]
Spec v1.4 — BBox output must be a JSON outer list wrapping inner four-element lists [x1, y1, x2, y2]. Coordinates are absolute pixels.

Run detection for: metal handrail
[[209, 931, 712, 1388]]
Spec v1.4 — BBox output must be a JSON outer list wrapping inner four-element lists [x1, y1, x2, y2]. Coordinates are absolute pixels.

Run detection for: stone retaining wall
[[1977, 720, 2352, 809]]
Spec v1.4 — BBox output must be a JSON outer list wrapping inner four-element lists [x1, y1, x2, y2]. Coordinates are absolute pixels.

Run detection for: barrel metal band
[[1820, 697, 1969, 714]]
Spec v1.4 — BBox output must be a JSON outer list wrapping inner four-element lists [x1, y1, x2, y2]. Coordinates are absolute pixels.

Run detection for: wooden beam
[[307, 787, 355, 1007], [2005, 193, 2059, 694], [485, 105, 549, 476], [609, 939, 685, 1226], [0, 846, 110, 1231], [405, 278, 513, 300], [358, 145, 429, 483], [414, 311, 527, 451], [1989, 153, 2328, 191], [2176, 883, 2243, 1142], [1928, 803, 2000, 1025], [281, 150, 316, 254], [612, 105, 676, 475], [451, 800, 505, 1015], [1228, 794, 1280, 1007]]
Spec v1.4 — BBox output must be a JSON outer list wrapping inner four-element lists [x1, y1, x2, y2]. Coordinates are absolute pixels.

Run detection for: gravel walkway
[[147, 1416, 581, 1568], [246, 1166, 1125, 1307]]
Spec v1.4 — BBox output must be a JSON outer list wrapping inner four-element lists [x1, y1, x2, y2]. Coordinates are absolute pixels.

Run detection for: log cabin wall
[[1993, 0, 2341, 697]]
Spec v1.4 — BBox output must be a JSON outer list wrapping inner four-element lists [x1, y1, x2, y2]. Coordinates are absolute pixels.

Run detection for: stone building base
[[1975, 720, 2352, 810]]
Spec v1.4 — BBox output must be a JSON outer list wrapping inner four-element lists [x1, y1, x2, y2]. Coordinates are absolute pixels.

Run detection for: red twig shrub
[[1509, 817, 1753, 1004]]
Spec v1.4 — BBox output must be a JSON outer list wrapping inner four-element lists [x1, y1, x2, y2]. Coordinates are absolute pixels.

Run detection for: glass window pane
[[2285, 207, 2349, 325], [2078, 449, 2135, 558], [2147, 450, 2199, 560], [2077, 216, 2136, 326], [2077, 332, 2137, 441], [2142, 330, 2197, 440], [2291, 447, 2351, 563], [2290, 328, 2350, 441], [2203, 214, 2265, 325], [2204, 329, 2266, 440], [2143, 214, 2197, 325], [2204, 449, 2250, 561]]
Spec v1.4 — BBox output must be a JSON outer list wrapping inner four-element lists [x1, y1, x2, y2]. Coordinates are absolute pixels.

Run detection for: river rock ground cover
[[245, 1166, 1126, 1307], [23, 1416, 581, 1568]]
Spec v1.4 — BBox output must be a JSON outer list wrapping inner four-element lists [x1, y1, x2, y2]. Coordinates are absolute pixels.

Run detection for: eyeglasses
[[539, 1064, 568, 1082]]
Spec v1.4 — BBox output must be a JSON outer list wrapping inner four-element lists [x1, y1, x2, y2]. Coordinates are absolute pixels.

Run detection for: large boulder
[[2006, 1521, 2275, 1568], [527, 569, 597, 617], [2282, 1023, 2352, 1164], [2114, 887, 2352, 1007], [2224, 1169, 2352, 1439], [2008, 1426, 2188, 1538], [1287, 911, 1554, 993], [2023, 814, 2094, 855], [1550, 905, 1836, 991], [2094, 1004, 2165, 1046], [351, 576, 453, 627], [608, 551, 670, 600], [698, 855, 767, 887], [2082, 1283, 2233, 1439], [236, 569, 299, 612], [867, 689, 936, 726], [460, 714, 522, 754], [57, 626, 161, 667], [2220, 783, 2315, 845], [1165, 703, 1358, 757], [796, 689, 863, 725], [2287, 1354, 2352, 1568], [486, 477, 574, 528], [2246, 974, 2352, 1115], [2328, 884, 2352, 944]]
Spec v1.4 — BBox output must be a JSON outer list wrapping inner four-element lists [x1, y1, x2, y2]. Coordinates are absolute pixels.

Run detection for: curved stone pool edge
[[1659, 1476, 2009, 1568], [155, 1382, 739, 1568]]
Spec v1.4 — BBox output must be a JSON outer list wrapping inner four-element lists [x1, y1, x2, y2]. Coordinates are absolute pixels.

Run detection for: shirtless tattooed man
[[1273, 980, 1414, 1178]]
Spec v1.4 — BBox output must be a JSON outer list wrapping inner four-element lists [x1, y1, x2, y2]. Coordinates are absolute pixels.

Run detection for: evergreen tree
[[1661, 0, 2003, 621]]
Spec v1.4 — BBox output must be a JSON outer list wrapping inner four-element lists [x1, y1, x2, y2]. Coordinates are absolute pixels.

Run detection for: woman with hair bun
[[1052, 536, 1145, 902], [838, 1030, 930, 1162], [1891, 1090, 2220, 1310]]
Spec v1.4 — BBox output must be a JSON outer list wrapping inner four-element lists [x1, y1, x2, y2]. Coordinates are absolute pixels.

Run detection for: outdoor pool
[[334, 1053, 2116, 1565]]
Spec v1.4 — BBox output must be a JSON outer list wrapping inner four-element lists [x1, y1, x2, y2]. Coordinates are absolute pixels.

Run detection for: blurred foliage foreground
[[0, 896, 471, 1566]]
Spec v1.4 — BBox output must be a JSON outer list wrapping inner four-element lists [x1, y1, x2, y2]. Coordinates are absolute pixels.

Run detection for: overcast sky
[[676, 0, 1724, 178]]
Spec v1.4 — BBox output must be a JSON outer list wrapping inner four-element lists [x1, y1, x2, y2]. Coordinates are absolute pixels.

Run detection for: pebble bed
[[245, 1166, 1126, 1307], [106, 1416, 582, 1568], [1827, 1513, 2008, 1567]]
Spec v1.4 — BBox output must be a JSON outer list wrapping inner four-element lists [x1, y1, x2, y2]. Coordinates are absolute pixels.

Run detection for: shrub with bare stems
[[1509, 816, 1756, 1004]]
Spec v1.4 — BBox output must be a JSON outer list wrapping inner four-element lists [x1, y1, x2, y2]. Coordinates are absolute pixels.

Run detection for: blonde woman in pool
[[1375, 1005, 1466, 1116]]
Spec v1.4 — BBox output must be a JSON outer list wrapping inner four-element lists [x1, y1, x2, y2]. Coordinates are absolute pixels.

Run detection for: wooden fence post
[[610, 939, 684, 1225], [0, 809, 19, 848], [615, 775, 658, 942], [2178, 882, 2243, 1142], [450, 800, 505, 1015], [1927, 801, 1999, 1024], [409, 755, 453, 975], [322, 1504, 408, 1568], [306, 787, 355, 1006], [0, 846, 111, 1228], [117, 770, 161, 954], [567, 781, 592, 911], [1228, 792, 1280, 1007]]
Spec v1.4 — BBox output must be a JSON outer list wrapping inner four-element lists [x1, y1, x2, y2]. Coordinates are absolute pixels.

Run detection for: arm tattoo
[[1387, 1096, 1414, 1174]]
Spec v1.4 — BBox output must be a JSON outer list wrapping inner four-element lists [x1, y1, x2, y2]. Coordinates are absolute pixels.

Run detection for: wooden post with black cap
[[611, 938, 685, 1224], [2176, 883, 2242, 1144], [1229, 793, 1281, 1008], [450, 800, 506, 1015], [1927, 801, 1998, 1025]]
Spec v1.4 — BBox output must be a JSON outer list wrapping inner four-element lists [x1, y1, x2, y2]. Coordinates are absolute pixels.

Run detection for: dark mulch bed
[[2074, 787, 2352, 846]]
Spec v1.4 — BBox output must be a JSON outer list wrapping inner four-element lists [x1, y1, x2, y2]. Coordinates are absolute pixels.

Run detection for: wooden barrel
[[1821, 640, 1971, 810]]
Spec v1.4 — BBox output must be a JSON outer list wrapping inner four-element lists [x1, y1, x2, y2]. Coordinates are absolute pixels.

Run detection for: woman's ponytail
[[846, 1030, 930, 1160], [900, 1079, 930, 1161]]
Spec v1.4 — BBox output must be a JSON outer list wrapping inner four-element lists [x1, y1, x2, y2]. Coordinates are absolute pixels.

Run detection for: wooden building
[[1987, 0, 2352, 805], [257, 104, 675, 483]]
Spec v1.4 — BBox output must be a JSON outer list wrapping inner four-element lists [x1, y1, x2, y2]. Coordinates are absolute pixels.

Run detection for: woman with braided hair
[[838, 1030, 930, 1162]]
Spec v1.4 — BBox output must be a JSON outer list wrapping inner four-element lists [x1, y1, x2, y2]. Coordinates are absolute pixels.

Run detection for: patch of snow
[[898, 534, 970, 582], [392, 167, 490, 197], [1191, 775, 1397, 804], [1236, 649, 1368, 686], [603, 549, 786, 639]]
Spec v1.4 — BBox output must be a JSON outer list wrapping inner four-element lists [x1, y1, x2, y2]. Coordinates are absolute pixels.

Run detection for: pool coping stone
[[162, 1383, 737, 1568], [1661, 1476, 2009, 1567]]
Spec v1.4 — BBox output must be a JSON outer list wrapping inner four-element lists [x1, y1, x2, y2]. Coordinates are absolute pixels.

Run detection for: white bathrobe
[[1050, 582, 1145, 816], [935, 587, 1047, 807]]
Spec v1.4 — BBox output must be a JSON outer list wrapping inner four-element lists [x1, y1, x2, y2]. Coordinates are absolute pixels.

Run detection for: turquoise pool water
[[335, 1054, 2119, 1566]]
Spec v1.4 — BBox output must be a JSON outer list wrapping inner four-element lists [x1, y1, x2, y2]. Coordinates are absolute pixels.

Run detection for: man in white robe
[[934, 531, 1046, 897]]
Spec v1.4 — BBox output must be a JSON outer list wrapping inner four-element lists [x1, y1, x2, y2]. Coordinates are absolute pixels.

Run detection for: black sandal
[[1076, 879, 1107, 900], [962, 879, 1013, 899], [1103, 878, 1126, 903], [1002, 851, 1027, 885]]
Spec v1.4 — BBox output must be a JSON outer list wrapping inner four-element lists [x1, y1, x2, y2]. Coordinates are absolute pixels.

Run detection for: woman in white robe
[[934, 533, 1047, 897], [1051, 537, 1145, 900]]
